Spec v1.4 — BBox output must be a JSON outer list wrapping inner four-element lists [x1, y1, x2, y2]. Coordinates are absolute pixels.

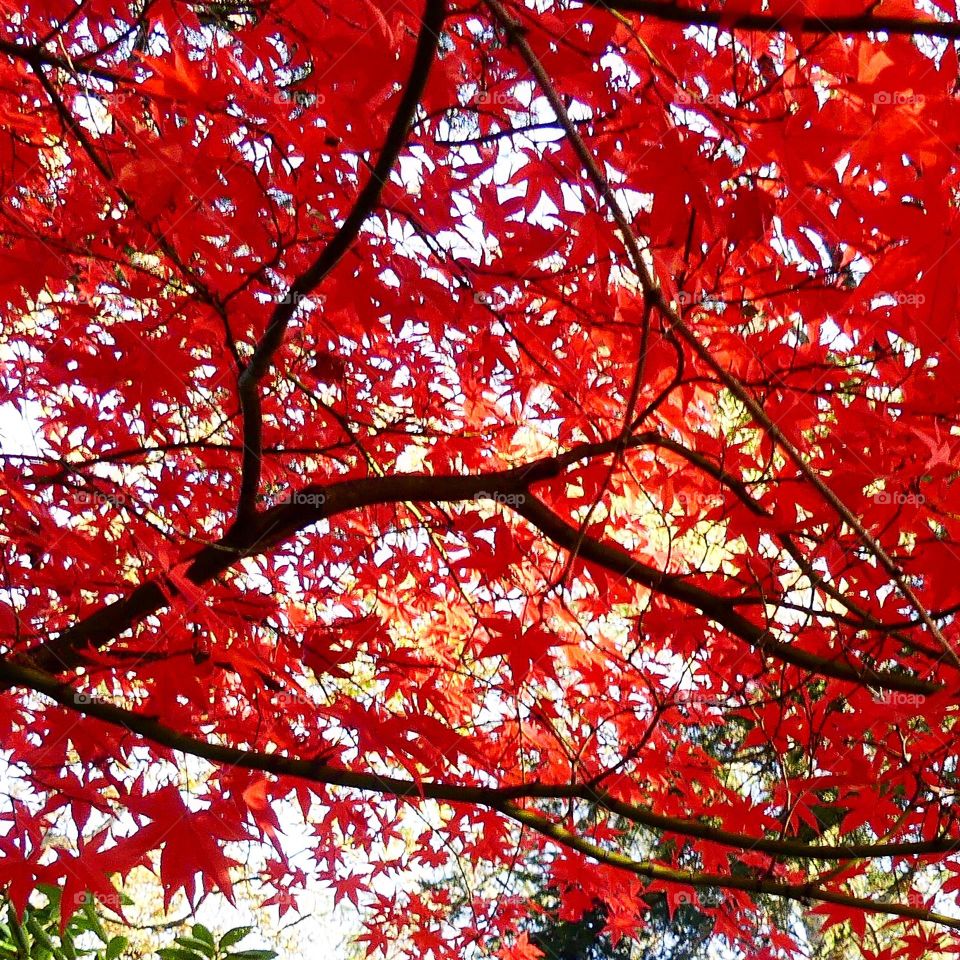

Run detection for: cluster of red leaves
[[2, 0, 960, 956]]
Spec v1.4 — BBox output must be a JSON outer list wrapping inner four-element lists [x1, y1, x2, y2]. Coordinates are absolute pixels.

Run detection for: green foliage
[[0, 887, 130, 960], [519, 889, 718, 960], [524, 896, 633, 960], [0, 891, 274, 960], [156, 923, 275, 960]]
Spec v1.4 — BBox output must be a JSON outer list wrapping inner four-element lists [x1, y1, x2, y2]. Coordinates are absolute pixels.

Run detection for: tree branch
[[592, 1, 960, 41], [484, 0, 958, 673], [512, 496, 935, 694], [14, 449, 936, 693], [502, 804, 960, 933], [232, 0, 446, 526], [1, 657, 957, 932]]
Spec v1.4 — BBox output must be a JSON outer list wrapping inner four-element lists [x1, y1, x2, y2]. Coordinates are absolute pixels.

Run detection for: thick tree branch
[[593, 1, 960, 41], [512, 496, 935, 693], [502, 805, 960, 932], [1, 658, 957, 932], [14, 449, 936, 693], [485, 0, 958, 672], [232, 0, 446, 526]]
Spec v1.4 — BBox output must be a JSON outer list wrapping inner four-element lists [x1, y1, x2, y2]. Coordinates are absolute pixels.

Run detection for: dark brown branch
[[512, 496, 935, 694], [1, 657, 957, 932], [485, 0, 957, 674], [14, 465, 552, 676], [232, 0, 446, 526], [15, 450, 936, 693], [593, 1, 960, 41], [502, 805, 960, 933]]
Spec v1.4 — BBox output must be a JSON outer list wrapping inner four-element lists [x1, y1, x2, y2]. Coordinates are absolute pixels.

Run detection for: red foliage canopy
[[2, 0, 960, 955]]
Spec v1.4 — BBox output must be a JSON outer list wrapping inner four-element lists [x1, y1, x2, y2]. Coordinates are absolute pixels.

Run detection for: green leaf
[[104, 936, 127, 960], [7, 906, 29, 960], [190, 927, 215, 948], [25, 917, 58, 955], [217, 929, 252, 951], [175, 937, 216, 957], [81, 903, 107, 943], [157, 949, 204, 960], [60, 930, 77, 960], [226, 951, 276, 960]]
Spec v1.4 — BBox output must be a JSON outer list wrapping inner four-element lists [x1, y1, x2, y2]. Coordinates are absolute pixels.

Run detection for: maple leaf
[[479, 620, 563, 681], [331, 873, 367, 909], [497, 932, 544, 960]]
